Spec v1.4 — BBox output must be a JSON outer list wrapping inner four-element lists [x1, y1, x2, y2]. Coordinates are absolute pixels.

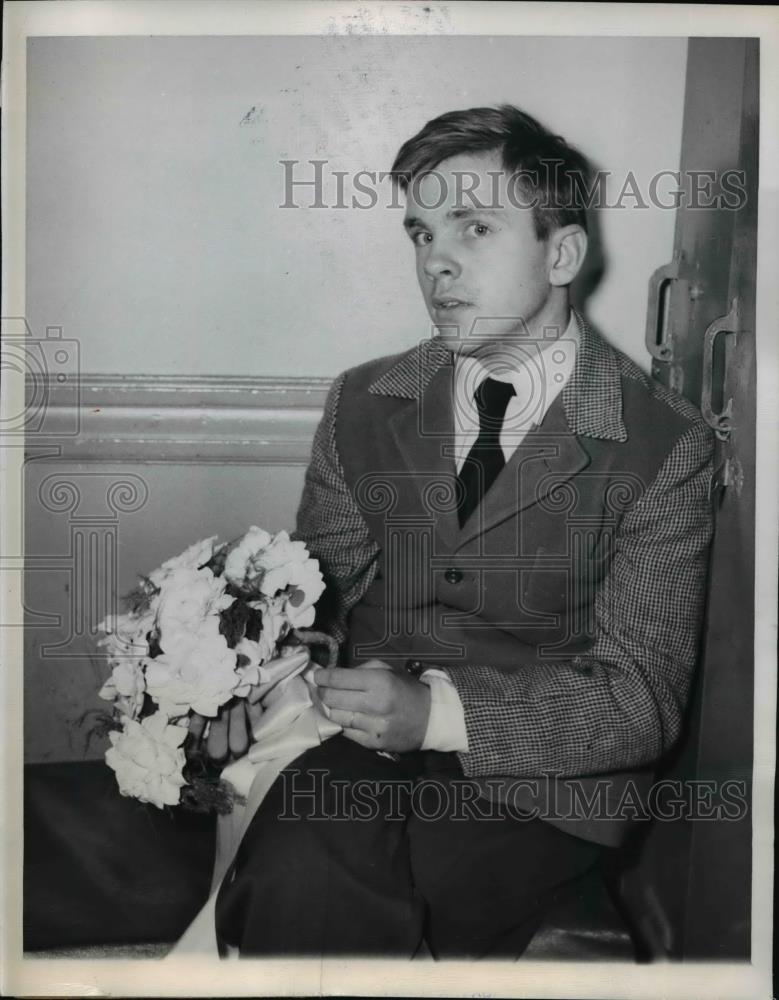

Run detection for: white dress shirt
[[420, 313, 580, 752]]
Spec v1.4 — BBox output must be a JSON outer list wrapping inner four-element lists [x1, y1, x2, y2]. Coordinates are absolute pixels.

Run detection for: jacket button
[[573, 656, 595, 676], [405, 659, 425, 678], [444, 568, 463, 584]]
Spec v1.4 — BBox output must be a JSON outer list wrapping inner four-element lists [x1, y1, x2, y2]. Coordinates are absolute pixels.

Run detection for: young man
[[214, 105, 714, 958]]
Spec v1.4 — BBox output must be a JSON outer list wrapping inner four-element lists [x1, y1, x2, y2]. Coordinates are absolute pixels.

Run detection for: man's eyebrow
[[403, 207, 501, 230], [447, 207, 501, 219]]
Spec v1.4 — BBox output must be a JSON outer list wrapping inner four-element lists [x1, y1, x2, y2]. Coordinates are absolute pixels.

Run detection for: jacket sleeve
[[293, 373, 380, 645], [444, 419, 715, 778]]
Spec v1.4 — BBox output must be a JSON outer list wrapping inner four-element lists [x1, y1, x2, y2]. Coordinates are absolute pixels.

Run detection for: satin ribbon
[[166, 655, 341, 958]]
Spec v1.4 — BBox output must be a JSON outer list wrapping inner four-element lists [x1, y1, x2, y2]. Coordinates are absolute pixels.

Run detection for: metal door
[[619, 37, 758, 960]]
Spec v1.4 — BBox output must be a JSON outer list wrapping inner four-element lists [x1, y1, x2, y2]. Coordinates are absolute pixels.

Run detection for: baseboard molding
[[24, 373, 332, 465]]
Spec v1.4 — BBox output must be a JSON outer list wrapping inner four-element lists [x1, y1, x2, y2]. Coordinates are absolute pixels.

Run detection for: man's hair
[[390, 104, 591, 240]]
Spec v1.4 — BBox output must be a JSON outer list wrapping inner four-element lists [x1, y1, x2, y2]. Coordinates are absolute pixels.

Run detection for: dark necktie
[[456, 376, 516, 526]]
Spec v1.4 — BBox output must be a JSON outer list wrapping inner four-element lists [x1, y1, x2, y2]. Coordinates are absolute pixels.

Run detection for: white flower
[[97, 611, 153, 718], [145, 616, 239, 718], [148, 536, 220, 588], [223, 526, 273, 586], [156, 567, 235, 653], [222, 529, 324, 630], [97, 611, 153, 659], [253, 531, 314, 595], [281, 556, 325, 628], [99, 659, 146, 719], [105, 711, 188, 809]]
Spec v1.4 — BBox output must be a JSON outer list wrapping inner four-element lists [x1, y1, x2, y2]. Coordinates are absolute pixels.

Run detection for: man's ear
[[548, 225, 588, 287]]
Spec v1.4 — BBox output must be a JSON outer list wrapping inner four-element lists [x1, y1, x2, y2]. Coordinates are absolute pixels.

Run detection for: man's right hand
[[187, 647, 310, 760], [189, 695, 264, 761]]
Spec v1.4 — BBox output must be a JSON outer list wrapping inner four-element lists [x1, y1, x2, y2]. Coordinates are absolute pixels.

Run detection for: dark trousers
[[215, 735, 602, 959]]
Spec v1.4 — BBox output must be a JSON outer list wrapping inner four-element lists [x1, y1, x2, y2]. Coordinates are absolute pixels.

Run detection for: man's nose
[[423, 244, 461, 281]]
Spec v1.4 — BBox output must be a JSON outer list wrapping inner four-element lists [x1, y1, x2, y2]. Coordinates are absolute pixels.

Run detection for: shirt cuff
[[418, 669, 469, 752]]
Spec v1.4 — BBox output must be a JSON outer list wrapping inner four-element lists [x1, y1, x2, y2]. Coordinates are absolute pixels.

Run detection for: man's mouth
[[432, 297, 472, 311]]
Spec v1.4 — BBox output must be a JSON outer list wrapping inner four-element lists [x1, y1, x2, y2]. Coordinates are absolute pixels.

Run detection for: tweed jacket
[[295, 315, 715, 844]]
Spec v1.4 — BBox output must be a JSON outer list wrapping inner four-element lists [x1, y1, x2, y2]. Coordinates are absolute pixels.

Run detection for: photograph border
[[2, 2, 777, 997]]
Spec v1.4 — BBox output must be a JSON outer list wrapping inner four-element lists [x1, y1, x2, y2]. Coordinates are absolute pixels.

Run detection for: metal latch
[[701, 297, 740, 441]]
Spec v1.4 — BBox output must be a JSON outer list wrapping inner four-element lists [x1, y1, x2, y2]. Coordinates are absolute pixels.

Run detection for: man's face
[[403, 150, 557, 357]]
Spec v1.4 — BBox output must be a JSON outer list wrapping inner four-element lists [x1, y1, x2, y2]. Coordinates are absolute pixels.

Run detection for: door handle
[[645, 252, 687, 362], [701, 297, 740, 440]]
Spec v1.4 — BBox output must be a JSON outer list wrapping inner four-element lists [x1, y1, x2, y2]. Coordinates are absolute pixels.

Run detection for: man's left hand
[[313, 661, 431, 752]]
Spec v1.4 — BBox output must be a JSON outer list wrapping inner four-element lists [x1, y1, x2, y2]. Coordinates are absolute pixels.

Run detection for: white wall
[[27, 35, 687, 376]]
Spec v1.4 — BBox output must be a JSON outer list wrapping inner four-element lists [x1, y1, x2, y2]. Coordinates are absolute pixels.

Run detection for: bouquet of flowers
[[93, 527, 330, 813]]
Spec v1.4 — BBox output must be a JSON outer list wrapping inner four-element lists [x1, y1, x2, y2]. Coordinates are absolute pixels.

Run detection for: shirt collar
[[454, 312, 580, 427], [368, 309, 628, 443]]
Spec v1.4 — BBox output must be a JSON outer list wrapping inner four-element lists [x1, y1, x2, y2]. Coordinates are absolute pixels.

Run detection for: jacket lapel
[[385, 357, 462, 549], [562, 313, 628, 442], [370, 316, 627, 550], [455, 395, 591, 548]]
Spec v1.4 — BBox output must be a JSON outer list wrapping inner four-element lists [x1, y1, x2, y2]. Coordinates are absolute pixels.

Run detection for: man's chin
[[431, 317, 551, 359], [431, 330, 474, 357], [431, 320, 477, 354], [431, 325, 509, 359]]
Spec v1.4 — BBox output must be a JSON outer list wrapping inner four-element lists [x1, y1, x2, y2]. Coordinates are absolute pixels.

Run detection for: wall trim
[[25, 373, 332, 465]]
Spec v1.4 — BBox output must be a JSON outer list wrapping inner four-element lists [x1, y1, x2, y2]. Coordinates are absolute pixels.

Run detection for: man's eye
[[411, 231, 432, 247], [467, 222, 490, 237]]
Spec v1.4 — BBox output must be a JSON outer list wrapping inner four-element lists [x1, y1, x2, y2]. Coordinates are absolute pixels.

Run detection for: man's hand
[[313, 660, 431, 752], [189, 647, 310, 761], [188, 697, 264, 761]]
